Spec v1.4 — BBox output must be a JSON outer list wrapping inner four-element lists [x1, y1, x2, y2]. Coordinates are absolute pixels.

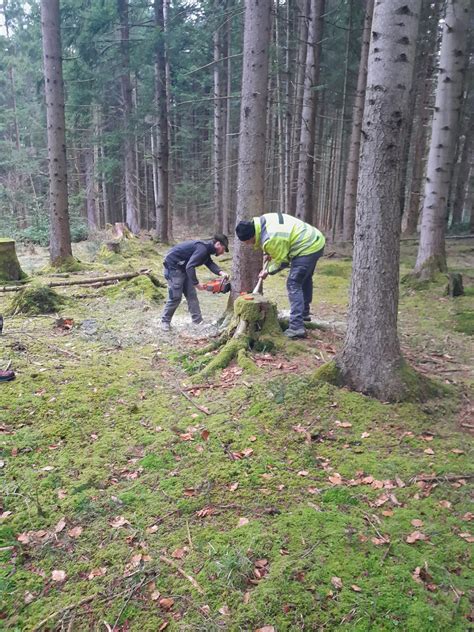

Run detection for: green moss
[[237, 348, 260, 373], [401, 271, 447, 291], [313, 360, 342, 386], [102, 275, 164, 303], [197, 337, 249, 378], [7, 282, 66, 315], [454, 309, 474, 335], [318, 262, 352, 279]]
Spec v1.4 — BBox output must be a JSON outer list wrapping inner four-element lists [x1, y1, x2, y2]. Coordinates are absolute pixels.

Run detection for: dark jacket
[[164, 240, 221, 285]]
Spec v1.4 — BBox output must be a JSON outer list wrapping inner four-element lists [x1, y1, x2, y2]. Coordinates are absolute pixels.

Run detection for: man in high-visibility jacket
[[236, 213, 325, 338]]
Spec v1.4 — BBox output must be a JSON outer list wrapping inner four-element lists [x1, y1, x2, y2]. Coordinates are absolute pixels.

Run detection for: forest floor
[[0, 236, 473, 631]]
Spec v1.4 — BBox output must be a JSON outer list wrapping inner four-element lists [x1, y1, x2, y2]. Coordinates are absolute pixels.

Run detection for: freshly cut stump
[[197, 294, 284, 378], [0, 239, 26, 282]]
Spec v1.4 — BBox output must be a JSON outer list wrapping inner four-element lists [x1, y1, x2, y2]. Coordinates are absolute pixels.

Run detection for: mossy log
[[0, 239, 26, 282], [197, 294, 285, 379]]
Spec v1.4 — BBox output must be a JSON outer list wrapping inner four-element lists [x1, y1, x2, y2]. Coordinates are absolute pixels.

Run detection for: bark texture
[[230, 0, 272, 297], [414, 0, 469, 278], [154, 0, 170, 242], [40, 0, 73, 266], [337, 0, 422, 401], [118, 0, 139, 235], [295, 0, 325, 224], [341, 0, 374, 242]]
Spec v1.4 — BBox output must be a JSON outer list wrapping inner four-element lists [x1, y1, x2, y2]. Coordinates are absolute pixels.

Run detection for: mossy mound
[[401, 271, 447, 292], [102, 275, 164, 303], [314, 359, 444, 403], [454, 309, 474, 335], [7, 283, 66, 315], [97, 238, 158, 264], [0, 238, 27, 282], [38, 257, 88, 276]]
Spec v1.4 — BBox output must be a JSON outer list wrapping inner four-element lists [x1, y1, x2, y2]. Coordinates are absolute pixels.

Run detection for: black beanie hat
[[235, 220, 255, 241]]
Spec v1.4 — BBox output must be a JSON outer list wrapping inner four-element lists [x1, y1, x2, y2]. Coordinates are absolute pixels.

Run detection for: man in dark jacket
[[161, 234, 229, 331]]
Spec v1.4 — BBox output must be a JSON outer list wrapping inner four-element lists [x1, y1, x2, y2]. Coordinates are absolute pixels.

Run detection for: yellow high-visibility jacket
[[253, 213, 325, 274]]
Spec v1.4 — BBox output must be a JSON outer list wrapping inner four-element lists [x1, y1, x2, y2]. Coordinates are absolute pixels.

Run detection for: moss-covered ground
[[0, 237, 473, 631]]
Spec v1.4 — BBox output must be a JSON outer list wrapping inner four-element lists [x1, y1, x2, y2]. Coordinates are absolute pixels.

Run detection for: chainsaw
[[202, 277, 231, 294]]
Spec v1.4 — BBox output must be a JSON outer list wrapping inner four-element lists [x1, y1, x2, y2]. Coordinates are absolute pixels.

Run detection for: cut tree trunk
[[0, 239, 26, 282], [197, 294, 284, 378]]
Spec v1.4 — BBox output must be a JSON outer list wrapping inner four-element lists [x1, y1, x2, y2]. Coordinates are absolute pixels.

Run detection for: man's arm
[[185, 243, 212, 285], [263, 237, 290, 274], [205, 258, 222, 276]]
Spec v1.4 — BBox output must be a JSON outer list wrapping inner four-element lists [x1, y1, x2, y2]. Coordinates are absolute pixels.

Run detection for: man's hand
[[196, 283, 205, 291], [219, 271, 229, 279], [259, 270, 269, 280], [263, 254, 272, 263]]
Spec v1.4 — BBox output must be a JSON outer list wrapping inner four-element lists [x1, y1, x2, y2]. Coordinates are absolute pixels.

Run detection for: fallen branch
[[159, 555, 204, 594], [0, 270, 164, 293], [178, 388, 211, 415], [31, 595, 97, 631], [410, 473, 474, 484]]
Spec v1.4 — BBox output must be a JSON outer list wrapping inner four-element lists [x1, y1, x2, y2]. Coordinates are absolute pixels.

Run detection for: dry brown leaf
[[51, 570, 66, 582], [196, 506, 216, 518], [54, 517, 66, 534], [219, 605, 230, 616], [150, 589, 161, 601], [331, 576, 343, 589], [228, 482, 239, 491], [382, 510, 394, 517], [201, 429, 210, 441], [171, 547, 188, 559], [328, 473, 343, 486], [241, 448, 254, 457], [24, 591, 35, 604], [371, 480, 384, 490], [439, 500, 452, 509], [423, 448, 435, 455], [237, 517, 250, 528], [462, 512, 473, 522], [351, 585, 362, 592], [146, 525, 159, 534], [297, 470, 309, 477], [200, 604, 211, 614], [57, 489, 67, 500], [371, 536, 390, 545], [68, 526, 83, 538], [183, 488, 196, 497], [255, 627, 275, 632], [249, 436, 257, 442], [451, 449, 465, 455], [406, 530, 427, 544], [88, 567, 107, 580], [411, 519, 424, 527], [179, 433, 194, 441], [459, 532, 474, 543], [243, 591, 251, 604], [361, 432, 370, 439], [109, 516, 130, 529], [307, 487, 319, 495], [159, 597, 174, 611]]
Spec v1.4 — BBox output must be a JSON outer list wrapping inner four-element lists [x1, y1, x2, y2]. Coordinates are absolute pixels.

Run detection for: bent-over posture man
[[235, 213, 325, 338], [161, 234, 229, 331]]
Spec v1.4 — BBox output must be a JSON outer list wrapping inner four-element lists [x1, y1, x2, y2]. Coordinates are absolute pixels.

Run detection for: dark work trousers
[[161, 267, 202, 324], [287, 249, 324, 331]]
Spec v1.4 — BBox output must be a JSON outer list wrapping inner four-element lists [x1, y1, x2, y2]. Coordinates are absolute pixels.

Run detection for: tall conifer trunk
[[40, 0, 73, 265]]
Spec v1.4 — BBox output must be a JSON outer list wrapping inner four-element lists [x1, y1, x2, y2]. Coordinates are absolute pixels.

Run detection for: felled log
[[1, 270, 164, 292]]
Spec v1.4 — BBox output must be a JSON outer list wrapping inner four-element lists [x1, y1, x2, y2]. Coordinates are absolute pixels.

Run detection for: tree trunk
[[40, 0, 73, 266], [213, 0, 225, 232], [118, 0, 139, 235], [333, 0, 422, 401], [341, 0, 374, 242], [222, 0, 233, 235], [230, 0, 272, 298], [84, 142, 99, 232], [451, 106, 473, 226], [402, 0, 442, 236], [295, 0, 325, 223], [154, 0, 170, 242], [414, 0, 469, 279]]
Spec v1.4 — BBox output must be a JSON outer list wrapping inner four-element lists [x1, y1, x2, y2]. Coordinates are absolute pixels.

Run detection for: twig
[[112, 576, 146, 630], [159, 555, 204, 594], [186, 518, 194, 551], [178, 388, 211, 415], [410, 473, 474, 484], [31, 595, 96, 631], [4, 360, 12, 371]]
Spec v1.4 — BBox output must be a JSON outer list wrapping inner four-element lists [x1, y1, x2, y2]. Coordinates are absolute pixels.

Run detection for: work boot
[[161, 321, 171, 332], [303, 315, 311, 322], [284, 328, 307, 339]]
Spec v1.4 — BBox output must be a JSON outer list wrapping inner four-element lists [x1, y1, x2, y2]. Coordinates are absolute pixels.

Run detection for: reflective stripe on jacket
[[253, 213, 325, 273]]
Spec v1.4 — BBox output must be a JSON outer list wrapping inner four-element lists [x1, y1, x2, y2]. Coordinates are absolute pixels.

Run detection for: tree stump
[[197, 294, 285, 378], [0, 239, 26, 282], [104, 240, 122, 254], [446, 273, 464, 297]]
